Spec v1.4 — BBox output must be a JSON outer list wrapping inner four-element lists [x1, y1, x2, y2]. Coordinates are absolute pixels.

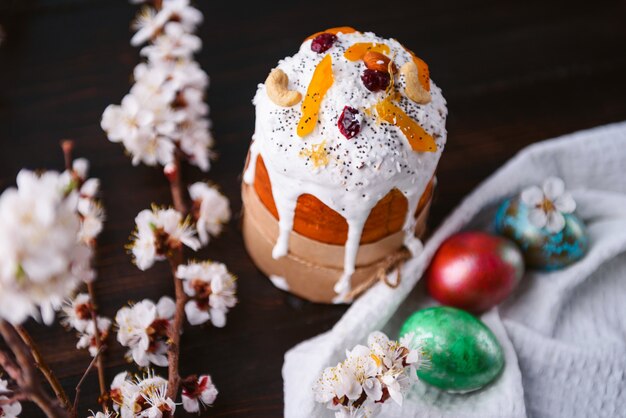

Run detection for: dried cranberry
[[361, 69, 390, 92], [338, 106, 361, 139], [311, 33, 337, 53]]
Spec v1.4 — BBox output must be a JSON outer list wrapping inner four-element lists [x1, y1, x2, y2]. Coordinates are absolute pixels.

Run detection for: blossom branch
[[62, 139, 110, 412], [61, 139, 74, 173], [14, 325, 72, 411], [0, 321, 68, 418], [165, 156, 189, 215], [87, 282, 109, 411], [164, 158, 188, 403], [0, 390, 30, 405], [165, 249, 186, 403], [72, 345, 104, 418]]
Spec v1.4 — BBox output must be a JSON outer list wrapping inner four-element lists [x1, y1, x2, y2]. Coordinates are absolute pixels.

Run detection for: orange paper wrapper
[[241, 183, 431, 303]]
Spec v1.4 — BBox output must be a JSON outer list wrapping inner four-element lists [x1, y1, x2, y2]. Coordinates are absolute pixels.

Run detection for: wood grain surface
[[1, 0, 625, 416]]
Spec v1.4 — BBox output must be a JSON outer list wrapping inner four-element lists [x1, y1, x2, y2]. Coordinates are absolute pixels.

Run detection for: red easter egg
[[427, 231, 524, 313]]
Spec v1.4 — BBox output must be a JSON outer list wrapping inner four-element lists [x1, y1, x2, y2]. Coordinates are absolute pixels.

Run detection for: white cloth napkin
[[283, 122, 626, 418]]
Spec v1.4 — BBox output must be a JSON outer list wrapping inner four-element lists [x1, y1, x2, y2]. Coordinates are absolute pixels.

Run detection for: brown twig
[[61, 139, 74, 171], [163, 156, 189, 404], [61, 140, 110, 411], [164, 155, 188, 216], [72, 346, 104, 418], [0, 349, 22, 383], [0, 390, 30, 405], [87, 282, 109, 412], [0, 321, 68, 418], [165, 249, 185, 402], [14, 325, 72, 411]]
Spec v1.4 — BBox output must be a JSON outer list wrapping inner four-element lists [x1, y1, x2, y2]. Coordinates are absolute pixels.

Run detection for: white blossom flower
[[177, 261, 236, 327], [77, 199, 105, 246], [115, 297, 175, 367], [130, 207, 200, 270], [140, 22, 201, 62], [131, 0, 202, 47], [178, 118, 214, 171], [344, 345, 383, 401], [117, 371, 175, 418], [60, 157, 106, 247], [160, 0, 203, 31], [131, 64, 178, 107], [130, 7, 164, 47], [130, 131, 175, 167], [0, 379, 22, 418], [61, 293, 93, 332], [107, 0, 214, 172], [72, 158, 90, 181], [520, 177, 576, 233], [168, 60, 209, 92], [181, 374, 218, 413], [101, 94, 154, 144], [189, 182, 230, 245], [77, 316, 112, 357], [175, 87, 209, 118], [86, 411, 114, 418], [110, 371, 132, 413], [314, 332, 422, 417], [0, 170, 93, 325]]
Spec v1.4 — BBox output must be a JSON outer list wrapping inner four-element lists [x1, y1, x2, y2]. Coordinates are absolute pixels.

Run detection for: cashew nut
[[400, 61, 431, 104], [265, 68, 302, 107]]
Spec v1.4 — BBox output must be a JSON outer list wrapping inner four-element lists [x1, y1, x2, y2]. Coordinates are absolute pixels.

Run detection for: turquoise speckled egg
[[495, 197, 588, 270]]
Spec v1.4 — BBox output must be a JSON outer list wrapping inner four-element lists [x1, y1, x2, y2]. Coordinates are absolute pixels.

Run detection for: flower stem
[[61, 139, 74, 171], [14, 325, 72, 411], [165, 155, 188, 216], [72, 346, 104, 418], [60, 139, 110, 411], [163, 155, 189, 406], [0, 321, 68, 418], [87, 282, 109, 412], [165, 249, 185, 402]]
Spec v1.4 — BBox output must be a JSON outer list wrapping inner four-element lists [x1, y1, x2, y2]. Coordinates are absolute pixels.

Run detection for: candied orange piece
[[305, 26, 357, 41], [375, 98, 436, 152], [297, 55, 334, 138], [343, 42, 391, 61]]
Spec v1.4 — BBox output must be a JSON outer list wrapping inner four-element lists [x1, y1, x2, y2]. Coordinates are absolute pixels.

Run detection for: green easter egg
[[399, 306, 504, 392]]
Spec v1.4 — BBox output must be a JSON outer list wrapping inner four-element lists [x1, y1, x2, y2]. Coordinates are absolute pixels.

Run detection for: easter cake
[[242, 27, 448, 303]]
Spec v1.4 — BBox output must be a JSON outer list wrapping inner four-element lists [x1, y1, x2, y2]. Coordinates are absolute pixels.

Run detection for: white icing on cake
[[269, 275, 290, 291], [244, 30, 448, 301]]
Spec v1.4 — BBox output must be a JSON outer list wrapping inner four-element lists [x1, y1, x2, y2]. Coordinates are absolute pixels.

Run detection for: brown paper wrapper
[[242, 183, 431, 303]]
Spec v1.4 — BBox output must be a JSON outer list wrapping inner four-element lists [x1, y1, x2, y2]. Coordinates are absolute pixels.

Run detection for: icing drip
[[334, 217, 367, 297], [245, 31, 447, 297]]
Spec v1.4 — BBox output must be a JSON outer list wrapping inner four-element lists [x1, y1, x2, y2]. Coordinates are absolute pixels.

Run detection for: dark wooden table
[[1, 0, 625, 416]]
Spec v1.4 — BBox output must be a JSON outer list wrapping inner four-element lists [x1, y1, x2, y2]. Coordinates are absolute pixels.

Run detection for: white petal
[[388, 385, 404, 406], [543, 177, 565, 200], [546, 211, 566, 233], [182, 395, 200, 413], [80, 178, 100, 197], [209, 308, 226, 328], [200, 384, 218, 405], [528, 208, 548, 228], [156, 296, 176, 319], [554, 192, 576, 213], [149, 352, 169, 367], [185, 301, 210, 325], [363, 379, 383, 401], [520, 185, 543, 206]]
